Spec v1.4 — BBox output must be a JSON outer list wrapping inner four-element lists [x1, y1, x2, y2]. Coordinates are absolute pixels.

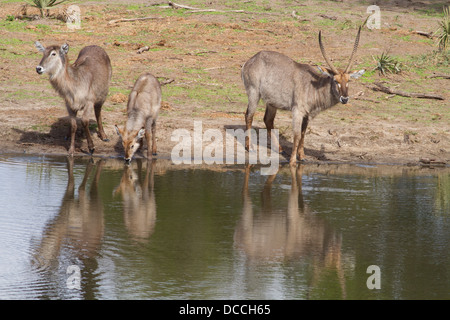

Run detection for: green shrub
[[373, 51, 402, 75], [435, 6, 450, 51], [25, 0, 68, 18]]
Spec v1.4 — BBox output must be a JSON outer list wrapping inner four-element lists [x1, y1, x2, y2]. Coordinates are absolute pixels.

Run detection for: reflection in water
[[234, 165, 346, 298], [113, 160, 157, 242], [32, 158, 104, 268], [0, 154, 448, 299], [31, 157, 104, 298]]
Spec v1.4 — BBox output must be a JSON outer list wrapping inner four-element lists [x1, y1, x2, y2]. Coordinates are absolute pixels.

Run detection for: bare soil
[[0, 0, 449, 166]]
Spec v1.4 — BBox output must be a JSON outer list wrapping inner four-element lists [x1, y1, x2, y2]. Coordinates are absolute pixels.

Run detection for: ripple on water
[[0, 155, 69, 299]]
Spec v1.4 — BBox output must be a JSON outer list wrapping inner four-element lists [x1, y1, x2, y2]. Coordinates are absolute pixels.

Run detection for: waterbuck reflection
[[32, 158, 104, 269], [113, 160, 157, 242], [234, 165, 346, 297]]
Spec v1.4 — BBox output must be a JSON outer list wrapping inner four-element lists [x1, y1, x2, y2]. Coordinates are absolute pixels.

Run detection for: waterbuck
[[35, 42, 112, 156], [241, 27, 365, 165], [113, 160, 157, 242], [115, 73, 161, 163]]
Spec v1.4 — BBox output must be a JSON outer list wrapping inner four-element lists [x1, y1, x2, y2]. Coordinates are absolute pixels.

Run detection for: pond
[[0, 153, 448, 300]]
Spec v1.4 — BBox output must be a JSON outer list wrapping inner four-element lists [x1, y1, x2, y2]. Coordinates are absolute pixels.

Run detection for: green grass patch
[[0, 37, 24, 46], [183, 67, 207, 75], [4, 88, 58, 101], [108, 86, 130, 95], [0, 19, 27, 32], [405, 51, 450, 76], [413, 4, 449, 17], [30, 123, 51, 132], [35, 24, 52, 33]]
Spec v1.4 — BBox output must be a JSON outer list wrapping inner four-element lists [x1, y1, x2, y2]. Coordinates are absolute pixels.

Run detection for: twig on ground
[[186, 50, 218, 56], [158, 77, 175, 86], [168, 1, 197, 10], [413, 30, 434, 38], [241, 28, 276, 34], [187, 9, 245, 13], [108, 16, 164, 25], [167, 1, 268, 14], [370, 82, 445, 100], [427, 72, 450, 79], [318, 14, 337, 20], [137, 46, 149, 54]]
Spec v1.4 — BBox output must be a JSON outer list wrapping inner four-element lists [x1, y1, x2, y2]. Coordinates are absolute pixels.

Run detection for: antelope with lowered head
[[115, 73, 161, 163], [241, 27, 365, 166], [35, 42, 112, 156]]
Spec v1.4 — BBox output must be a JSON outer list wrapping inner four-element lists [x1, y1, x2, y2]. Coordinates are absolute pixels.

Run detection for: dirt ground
[[0, 0, 449, 166]]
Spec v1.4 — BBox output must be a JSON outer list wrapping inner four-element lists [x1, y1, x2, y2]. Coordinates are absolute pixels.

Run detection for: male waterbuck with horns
[[115, 73, 161, 163], [241, 27, 365, 166], [35, 42, 112, 156]]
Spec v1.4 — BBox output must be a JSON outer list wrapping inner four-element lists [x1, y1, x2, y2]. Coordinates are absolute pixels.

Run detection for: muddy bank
[[0, 112, 448, 167]]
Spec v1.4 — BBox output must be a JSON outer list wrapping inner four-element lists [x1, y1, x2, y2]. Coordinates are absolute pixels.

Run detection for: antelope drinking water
[[115, 73, 161, 163]]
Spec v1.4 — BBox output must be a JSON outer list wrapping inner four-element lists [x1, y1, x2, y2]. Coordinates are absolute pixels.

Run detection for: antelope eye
[[131, 145, 134, 149], [51, 52, 56, 56]]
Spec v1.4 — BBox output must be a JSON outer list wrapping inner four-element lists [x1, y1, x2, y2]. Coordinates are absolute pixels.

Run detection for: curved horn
[[344, 26, 362, 73], [318, 30, 339, 75]]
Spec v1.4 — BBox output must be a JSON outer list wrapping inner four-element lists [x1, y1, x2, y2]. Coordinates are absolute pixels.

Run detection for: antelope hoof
[[152, 152, 157, 156], [98, 132, 109, 142], [297, 153, 306, 162], [89, 147, 95, 155]]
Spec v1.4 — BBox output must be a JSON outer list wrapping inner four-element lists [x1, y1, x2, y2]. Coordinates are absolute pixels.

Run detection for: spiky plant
[[373, 51, 402, 76], [435, 6, 450, 51], [26, 0, 68, 18]]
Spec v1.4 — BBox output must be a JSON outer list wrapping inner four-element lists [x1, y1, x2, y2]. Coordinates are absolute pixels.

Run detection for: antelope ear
[[317, 65, 333, 78], [137, 128, 145, 140], [60, 43, 69, 55], [350, 69, 365, 79], [35, 41, 45, 52], [115, 125, 123, 138]]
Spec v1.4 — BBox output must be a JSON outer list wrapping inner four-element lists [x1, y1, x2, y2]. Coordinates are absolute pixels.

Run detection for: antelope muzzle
[[340, 96, 349, 104], [36, 66, 44, 74]]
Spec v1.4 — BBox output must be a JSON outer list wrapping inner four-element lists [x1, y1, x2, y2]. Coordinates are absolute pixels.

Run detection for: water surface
[[0, 154, 448, 299]]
